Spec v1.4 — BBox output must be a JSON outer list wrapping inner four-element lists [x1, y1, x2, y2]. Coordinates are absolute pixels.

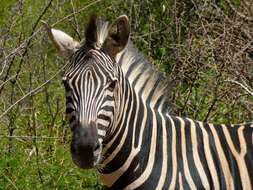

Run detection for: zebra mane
[[95, 19, 109, 49], [116, 43, 172, 107], [96, 18, 172, 111]]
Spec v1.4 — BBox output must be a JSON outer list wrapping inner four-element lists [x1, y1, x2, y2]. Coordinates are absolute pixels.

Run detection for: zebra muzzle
[[70, 126, 100, 169]]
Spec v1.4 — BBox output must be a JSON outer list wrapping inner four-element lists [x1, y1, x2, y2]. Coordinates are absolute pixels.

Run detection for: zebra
[[45, 15, 253, 189]]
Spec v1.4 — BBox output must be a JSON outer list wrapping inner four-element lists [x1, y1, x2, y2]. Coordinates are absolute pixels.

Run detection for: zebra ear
[[102, 15, 130, 58], [42, 21, 80, 57]]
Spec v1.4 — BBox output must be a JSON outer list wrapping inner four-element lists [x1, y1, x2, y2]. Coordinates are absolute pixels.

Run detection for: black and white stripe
[[64, 48, 117, 142], [60, 16, 253, 189]]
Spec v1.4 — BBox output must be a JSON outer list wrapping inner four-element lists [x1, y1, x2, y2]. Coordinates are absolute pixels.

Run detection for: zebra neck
[[100, 74, 168, 187]]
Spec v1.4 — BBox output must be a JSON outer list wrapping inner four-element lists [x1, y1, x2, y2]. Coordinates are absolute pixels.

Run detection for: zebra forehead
[[64, 65, 115, 86], [64, 44, 115, 73], [65, 64, 114, 81]]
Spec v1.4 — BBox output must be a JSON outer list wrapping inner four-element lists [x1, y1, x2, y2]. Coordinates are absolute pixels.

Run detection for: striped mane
[[95, 17, 172, 111]]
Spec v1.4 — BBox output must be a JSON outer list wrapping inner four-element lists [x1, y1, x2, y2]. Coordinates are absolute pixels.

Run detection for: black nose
[[71, 126, 99, 169]]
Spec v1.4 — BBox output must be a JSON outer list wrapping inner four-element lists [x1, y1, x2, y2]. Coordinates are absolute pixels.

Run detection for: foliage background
[[0, 0, 252, 189]]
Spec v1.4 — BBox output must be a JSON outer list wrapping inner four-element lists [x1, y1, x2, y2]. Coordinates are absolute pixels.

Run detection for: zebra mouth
[[71, 142, 102, 169], [72, 155, 102, 169], [71, 152, 94, 169]]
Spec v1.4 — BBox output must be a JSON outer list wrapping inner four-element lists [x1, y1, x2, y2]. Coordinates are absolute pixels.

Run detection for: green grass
[[0, 137, 104, 189]]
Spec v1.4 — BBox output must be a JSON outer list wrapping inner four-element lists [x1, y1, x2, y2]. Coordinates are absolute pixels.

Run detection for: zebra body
[[46, 15, 253, 189], [101, 112, 253, 189]]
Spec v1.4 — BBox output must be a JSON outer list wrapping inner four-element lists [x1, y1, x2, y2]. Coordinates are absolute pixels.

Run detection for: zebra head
[[46, 15, 130, 169]]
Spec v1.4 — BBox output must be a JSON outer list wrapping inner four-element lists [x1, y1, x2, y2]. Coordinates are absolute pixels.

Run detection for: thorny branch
[[226, 79, 253, 96], [0, 135, 63, 141], [0, 63, 67, 119], [12, 0, 53, 86], [225, 0, 253, 21]]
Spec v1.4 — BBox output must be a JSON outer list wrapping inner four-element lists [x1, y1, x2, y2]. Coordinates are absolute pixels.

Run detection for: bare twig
[[0, 51, 8, 76], [70, 0, 81, 40], [2, 174, 19, 190], [0, 63, 67, 119], [0, 41, 27, 67], [0, 135, 62, 140], [233, 40, 253, 59], [12, 0, 53, 87], [0, 72, 22, 89], [225, 0, 253, 21], [225, 79, 253, 96], [51, 0, 103, 27]]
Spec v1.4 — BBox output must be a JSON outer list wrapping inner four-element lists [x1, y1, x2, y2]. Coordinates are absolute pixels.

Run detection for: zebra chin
[[71, 154, 96, 169], [70, 122, 103, 169], [70, 139, 102, 169], [71, 149, 102, 169]]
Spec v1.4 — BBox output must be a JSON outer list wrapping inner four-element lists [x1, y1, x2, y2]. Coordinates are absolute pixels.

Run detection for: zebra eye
[[62, 78, 70, 90], [107, 79, 117, 91], [62, 79, 67, 86], [62, 76, 68, 82]]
